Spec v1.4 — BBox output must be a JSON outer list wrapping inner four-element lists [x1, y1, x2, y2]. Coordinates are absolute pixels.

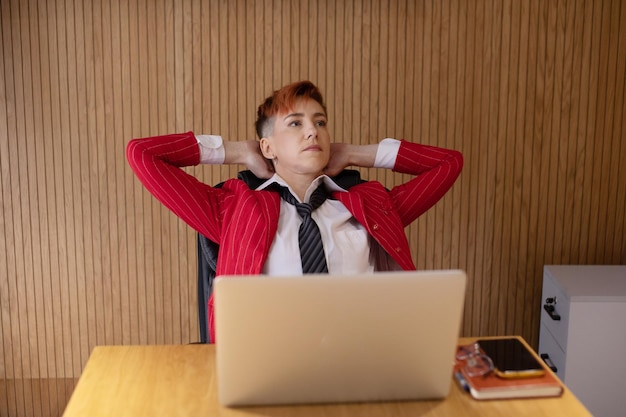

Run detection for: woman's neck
[[278, 171, 322, 201]]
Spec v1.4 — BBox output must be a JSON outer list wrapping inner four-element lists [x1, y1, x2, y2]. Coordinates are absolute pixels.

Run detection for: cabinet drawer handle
[[540, 353, 558, 373], [543, 304, 561, 321]]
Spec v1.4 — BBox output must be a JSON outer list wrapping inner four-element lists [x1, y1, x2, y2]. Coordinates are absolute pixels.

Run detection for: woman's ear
[[259, 137, 275, 159]]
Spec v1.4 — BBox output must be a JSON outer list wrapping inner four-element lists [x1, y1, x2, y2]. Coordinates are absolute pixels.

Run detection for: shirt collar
[[256, 173, 348, 203]]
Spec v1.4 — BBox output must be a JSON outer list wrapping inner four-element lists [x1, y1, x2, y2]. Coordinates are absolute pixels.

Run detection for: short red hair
[[255, 81, 327, 138]]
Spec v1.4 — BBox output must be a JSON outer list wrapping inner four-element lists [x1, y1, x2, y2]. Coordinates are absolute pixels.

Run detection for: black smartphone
[[477, 338, 545, 379]]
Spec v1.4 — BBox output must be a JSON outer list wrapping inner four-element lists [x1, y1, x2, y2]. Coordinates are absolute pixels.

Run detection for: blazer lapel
[[334, 183, 416, 271], [218, 181, 280, 275]]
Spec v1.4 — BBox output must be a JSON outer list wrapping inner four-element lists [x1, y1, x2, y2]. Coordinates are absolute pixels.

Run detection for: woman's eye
[[288, 120, 302, 127], [316, 120, 327, 127]]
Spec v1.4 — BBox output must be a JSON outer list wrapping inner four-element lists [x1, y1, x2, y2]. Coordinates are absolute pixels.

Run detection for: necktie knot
[[275, 183, 328, 217], [296, 203, 313, 219], [273, 182, 329, 274]]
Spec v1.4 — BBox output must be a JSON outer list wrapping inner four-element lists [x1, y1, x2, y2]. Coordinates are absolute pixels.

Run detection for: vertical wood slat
[[1, 1, 625, 416]]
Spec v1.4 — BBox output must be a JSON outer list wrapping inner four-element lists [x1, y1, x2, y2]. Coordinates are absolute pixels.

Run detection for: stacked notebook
[[454, 338, 564, 400]]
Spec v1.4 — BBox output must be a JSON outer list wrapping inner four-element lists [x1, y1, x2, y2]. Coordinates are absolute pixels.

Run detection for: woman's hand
[[324, 143, 378, 177], [243, 140, 275, 179], [324, 143, 351, 176], [224, 140, 275, 179]]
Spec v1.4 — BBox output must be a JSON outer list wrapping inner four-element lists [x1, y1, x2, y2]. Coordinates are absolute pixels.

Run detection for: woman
[[127, 80, 463, 342]]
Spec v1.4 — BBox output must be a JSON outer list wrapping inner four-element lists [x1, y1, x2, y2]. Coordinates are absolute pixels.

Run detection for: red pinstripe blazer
[[127, 132, 463, 341]]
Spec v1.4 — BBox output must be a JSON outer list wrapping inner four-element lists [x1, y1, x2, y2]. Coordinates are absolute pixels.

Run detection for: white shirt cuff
[[196, 135, 225, 164], [373, 138, 400, 169]]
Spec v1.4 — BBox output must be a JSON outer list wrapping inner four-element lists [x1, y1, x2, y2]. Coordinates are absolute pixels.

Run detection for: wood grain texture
[[1, 0, 625, 415], [61, 340, 592, 417]]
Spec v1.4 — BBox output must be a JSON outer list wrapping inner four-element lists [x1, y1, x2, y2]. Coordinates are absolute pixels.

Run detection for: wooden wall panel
[[1, 0, 625, 415]]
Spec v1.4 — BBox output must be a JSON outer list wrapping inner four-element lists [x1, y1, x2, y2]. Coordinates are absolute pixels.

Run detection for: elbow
[[126, 138, 146, 172], [451, 150, 464, 174]]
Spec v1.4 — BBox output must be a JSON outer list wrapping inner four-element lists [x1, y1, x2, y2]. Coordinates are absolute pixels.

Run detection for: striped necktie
[[275, 184, 329, 274]]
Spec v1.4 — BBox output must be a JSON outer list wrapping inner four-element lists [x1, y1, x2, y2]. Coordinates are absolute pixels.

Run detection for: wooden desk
[[63, 338, 591, 417]]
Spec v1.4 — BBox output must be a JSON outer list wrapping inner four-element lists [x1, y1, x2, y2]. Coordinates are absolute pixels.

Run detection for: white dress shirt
[[196, 135, 401, 275]]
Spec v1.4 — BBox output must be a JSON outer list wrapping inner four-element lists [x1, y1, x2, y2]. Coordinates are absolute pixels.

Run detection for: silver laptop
[[214, 270, 467, 406]]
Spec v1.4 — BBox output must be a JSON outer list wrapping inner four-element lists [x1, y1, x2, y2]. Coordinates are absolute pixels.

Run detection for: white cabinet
[[538, 265, 626, 417]]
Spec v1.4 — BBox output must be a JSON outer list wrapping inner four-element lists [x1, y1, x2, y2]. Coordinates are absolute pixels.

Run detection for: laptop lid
[[214, 270, 467, 406]]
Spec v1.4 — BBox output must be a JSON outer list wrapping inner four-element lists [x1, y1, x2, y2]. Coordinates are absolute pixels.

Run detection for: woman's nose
[[306, 124, 318, 140]]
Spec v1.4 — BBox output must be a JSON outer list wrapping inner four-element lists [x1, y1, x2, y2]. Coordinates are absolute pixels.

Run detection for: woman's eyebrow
[[283, 112, 327, 121], [283, 112, 304, 121]]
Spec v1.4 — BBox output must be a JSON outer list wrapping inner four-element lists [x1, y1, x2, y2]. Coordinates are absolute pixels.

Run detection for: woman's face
[[260, 97, 331, 180]]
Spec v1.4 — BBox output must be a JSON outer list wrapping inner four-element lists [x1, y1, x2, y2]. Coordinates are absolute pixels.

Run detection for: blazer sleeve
[[389, 139, 463, 226], [126, 131, 225, 242]]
